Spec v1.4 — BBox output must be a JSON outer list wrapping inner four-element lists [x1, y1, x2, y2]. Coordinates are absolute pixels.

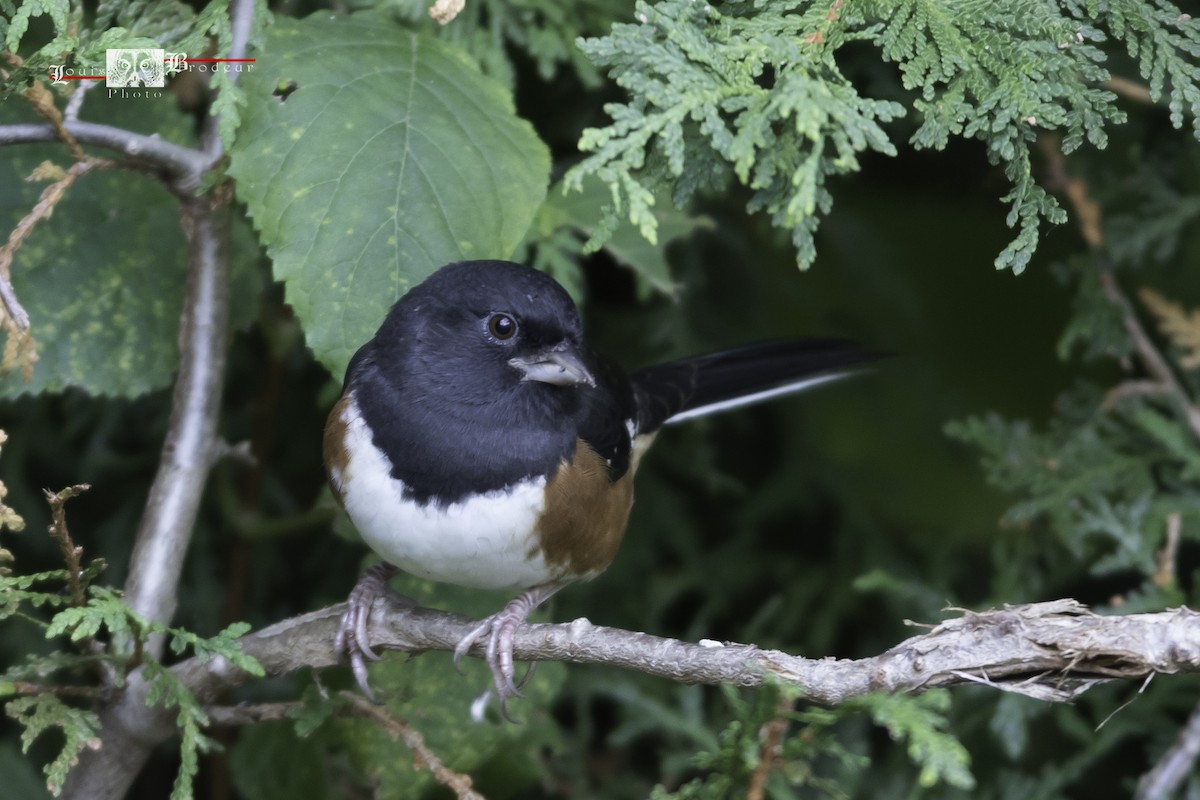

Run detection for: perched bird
[[325, 259, 882, 716]]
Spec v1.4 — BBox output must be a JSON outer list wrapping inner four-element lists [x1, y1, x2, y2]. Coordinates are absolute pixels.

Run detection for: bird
[[324, 259, 883, 717]]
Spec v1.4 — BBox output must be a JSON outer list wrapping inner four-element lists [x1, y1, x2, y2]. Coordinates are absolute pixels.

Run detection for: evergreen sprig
[[144, 660, 217, 800], [567, 0, 904, 268], [4, 693, 101, 796], [3, 560, 263, 799], [947, 380, 1200, 587], [849, 691, 975, 790], [1102, 0, 1200, 133], [570, 0, 1200, 273]]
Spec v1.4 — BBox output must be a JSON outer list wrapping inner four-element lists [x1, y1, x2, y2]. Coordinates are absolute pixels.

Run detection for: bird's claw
[[453, 610, 526, 721], [335, 564, 412, 702], [450, 582, 566, 721]]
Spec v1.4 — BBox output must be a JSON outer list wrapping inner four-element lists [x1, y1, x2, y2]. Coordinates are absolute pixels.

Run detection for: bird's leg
[[452, 581, 567, 720], [334, 563, 412, 701]]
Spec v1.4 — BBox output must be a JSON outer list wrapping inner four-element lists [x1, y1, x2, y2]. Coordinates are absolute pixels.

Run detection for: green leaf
[[229, 12, 551, 379], [0, 102, 188, 396], [568, 0, 902, 269]]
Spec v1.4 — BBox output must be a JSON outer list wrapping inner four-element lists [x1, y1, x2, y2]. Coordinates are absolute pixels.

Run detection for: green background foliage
[[1, 0, 1200, 798]]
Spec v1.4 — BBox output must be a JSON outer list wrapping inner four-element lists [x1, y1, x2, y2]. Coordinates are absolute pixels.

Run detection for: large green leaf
[[0, 97, 261, 397], [229, 13, 551, 378]]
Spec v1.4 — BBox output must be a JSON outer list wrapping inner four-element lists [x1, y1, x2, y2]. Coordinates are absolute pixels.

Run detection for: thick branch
[[60, 188, 233, 800], [123, 191, 231, 647]]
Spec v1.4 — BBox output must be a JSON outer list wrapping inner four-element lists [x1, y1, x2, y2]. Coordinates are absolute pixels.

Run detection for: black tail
[[630, 339, 886, 434]]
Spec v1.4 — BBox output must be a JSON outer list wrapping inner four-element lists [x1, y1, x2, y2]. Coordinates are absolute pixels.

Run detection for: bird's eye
[[487, 313, 518, 341]]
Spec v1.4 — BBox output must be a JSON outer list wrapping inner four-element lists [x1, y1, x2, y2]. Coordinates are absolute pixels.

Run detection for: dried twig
[[340, 692, 485, 800], [1104, 76, 1154, 106], [0, 159, 102, 327], [43, 484, 91, 606], [1037, 133, 1102, 249], [1037, 133, 1200, 442], [747, 697, 792, 800], [5, 681, 107, 700], [1154, 513, 1182, 588], [22, 80, 88, 162], [0, 82, 123, 381]]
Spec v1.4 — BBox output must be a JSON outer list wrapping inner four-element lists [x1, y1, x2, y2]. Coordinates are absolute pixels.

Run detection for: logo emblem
[[105, 49, 165, 88]]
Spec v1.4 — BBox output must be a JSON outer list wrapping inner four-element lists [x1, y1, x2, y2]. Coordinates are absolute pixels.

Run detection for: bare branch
[[57, 0, 254, 787], [0, 122, 211, 193], [1104, 76, 1154, 106], [1136, 700, 1200, 799], [161, 598, 1200, 707], [201, 0, 255, 160], [204, 702, 300, 726], [123, 187, 231, 650], [60, 135, 234, 800]]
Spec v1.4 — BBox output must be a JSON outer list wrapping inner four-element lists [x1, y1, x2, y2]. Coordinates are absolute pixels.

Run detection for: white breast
[[331, 394, 560, 590]]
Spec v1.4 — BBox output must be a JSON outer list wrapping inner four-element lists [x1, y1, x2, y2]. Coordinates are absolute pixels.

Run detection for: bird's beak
[[509, 342, 596, 387]]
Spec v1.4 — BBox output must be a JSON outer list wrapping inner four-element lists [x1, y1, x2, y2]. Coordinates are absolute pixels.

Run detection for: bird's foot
[[451, 582, 565, 721], [334, 563, 412, 701]]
